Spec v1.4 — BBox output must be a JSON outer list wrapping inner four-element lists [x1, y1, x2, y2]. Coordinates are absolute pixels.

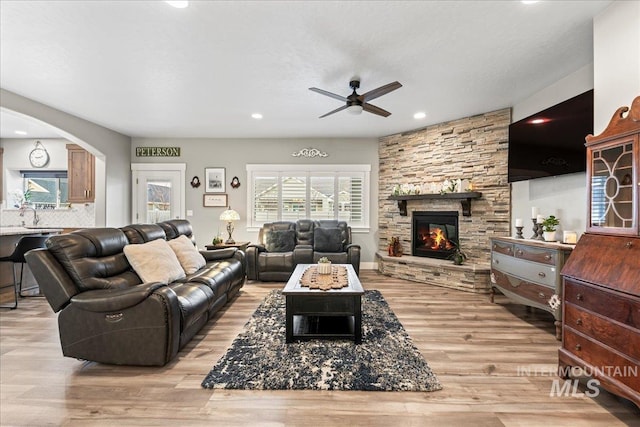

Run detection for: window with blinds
[[247, 164, 370, 230]]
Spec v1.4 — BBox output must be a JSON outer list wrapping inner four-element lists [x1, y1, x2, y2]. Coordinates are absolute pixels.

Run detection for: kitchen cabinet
[[66, 144, 95, 203]]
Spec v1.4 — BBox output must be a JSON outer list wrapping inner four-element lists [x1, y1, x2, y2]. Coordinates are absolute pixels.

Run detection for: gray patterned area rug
[[201, 290, 442, 392]]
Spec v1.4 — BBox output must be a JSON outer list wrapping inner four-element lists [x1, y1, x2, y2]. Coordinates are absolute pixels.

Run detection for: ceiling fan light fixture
[[347, 104, 363, 115]]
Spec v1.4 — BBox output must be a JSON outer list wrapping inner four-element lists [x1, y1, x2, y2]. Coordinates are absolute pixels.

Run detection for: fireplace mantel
[[388, 192, 482, 216]]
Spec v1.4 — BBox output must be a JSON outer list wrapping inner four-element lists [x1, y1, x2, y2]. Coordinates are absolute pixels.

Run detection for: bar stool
[[0, 235, 49, 309]]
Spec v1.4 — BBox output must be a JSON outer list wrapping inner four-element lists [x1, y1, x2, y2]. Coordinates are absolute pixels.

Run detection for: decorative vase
[[543, 231, 557, 242], [317, 262, 332, 275]]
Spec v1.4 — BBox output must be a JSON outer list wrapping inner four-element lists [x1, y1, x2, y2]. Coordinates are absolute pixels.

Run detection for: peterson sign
[[135, 147, 181, 157]]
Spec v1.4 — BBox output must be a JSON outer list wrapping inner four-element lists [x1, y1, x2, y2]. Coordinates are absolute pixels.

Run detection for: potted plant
[[449, 245, 468, 265], [542, 215, 560, 241], [317, 256, 332, 274], [211, 236, 224, 246]]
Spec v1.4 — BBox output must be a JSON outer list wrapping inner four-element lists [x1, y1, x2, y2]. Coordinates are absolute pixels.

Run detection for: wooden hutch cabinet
[[66, 144, 95, 203], [559, 96, 640, 408]]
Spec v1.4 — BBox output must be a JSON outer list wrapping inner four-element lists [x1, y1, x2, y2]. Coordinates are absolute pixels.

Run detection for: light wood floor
[[1, 270, 638, 426]]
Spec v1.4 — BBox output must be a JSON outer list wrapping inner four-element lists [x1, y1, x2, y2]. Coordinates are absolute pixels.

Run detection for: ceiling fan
[[309, 79, 402, 118]]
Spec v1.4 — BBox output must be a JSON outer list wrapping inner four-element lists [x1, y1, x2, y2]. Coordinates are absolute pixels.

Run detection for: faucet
[[19, 204, 40, 227]]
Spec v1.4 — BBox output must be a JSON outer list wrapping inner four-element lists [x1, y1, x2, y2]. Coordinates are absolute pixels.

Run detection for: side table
[[205, 241, 250, 252]]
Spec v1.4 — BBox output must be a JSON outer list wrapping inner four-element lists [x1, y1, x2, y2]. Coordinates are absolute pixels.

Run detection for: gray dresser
[[490, 237, 573, 340]]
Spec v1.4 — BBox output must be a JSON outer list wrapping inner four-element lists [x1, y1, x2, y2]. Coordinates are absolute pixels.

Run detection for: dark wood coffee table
[[282, 264, 364, 344]]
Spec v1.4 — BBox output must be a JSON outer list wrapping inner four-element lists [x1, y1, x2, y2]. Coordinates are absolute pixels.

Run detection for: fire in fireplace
[[412, 211, 459, 259]]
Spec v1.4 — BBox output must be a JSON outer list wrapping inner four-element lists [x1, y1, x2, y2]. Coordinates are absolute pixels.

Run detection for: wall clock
[[29, 141, 49, 168]]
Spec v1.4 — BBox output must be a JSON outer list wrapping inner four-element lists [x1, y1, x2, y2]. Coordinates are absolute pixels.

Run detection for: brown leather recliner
[[246, 219, 360, 281], [25, 219, 245, 366]]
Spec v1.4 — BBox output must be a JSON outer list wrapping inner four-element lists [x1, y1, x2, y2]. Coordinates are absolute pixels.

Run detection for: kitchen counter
[[0, 227, 64, 236]]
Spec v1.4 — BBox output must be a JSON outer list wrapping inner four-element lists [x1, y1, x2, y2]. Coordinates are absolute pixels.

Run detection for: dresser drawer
[[564, 279, 640, 330], [514, 244, 557, 266], [491, 240, 513, 256], [564, 303, 640, 361], [492, 252, 557, 288], [492, 270, 556, 310], [563, 328, 640, 391]]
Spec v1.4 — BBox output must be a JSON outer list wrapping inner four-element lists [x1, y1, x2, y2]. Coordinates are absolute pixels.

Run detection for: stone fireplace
[[377, 108, 511, 293], [412, 211, 458, 259]]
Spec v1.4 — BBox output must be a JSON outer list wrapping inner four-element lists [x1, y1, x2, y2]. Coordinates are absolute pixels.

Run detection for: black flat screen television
[[508, 89, 593, 183]]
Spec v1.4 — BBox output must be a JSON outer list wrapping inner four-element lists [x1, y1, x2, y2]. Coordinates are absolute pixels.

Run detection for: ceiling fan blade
[[319, 104, 349, 118], [363, 102, 391, 117], [359, 81, 402, 102], [309, 87, 348, 102]]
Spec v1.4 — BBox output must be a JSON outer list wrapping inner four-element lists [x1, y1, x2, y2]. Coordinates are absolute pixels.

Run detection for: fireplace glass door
[[412, 211, 459, 259]]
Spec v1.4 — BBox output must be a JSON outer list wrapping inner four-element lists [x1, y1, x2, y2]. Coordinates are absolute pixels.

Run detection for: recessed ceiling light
[[14, 130, 27, 135], [529, 118, 547, 124], [165, 1, 189, 8], [413, 112, 426, 119], [521, 1, 539, 4], [251, 113, 263, 120]]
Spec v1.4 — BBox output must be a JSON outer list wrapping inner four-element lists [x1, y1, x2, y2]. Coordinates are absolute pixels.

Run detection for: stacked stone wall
[[378, 108, 511, 291]]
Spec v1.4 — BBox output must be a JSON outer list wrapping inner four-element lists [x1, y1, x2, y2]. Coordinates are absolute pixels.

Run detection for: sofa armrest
[[69, 282, 168, 313], [293, 244, 313, 264], [245, 244, 265, 280], [345, 243, 361, 276], [200, 247, 238, 261]]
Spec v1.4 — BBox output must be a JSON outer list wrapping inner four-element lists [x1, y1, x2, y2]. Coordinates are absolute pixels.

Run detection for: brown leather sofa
[[246, 219, 360, 281], [25, 219, 245, 366]]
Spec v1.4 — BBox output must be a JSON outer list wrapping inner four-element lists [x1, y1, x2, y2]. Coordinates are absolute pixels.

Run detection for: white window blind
[[247, 164, 370, 230]]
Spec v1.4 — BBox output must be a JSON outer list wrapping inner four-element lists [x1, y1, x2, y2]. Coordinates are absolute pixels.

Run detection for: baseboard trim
[[361, 261, 378, 270]]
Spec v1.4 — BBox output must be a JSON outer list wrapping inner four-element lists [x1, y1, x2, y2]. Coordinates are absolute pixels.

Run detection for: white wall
[[1, 137, 69, 205], [593, 0, 640, 134], [0, 89, 132, 227], [131, 138, 380, 264]]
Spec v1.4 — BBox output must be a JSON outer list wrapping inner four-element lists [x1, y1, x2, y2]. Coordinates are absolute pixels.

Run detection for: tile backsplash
[[1, 203, 95, 228]]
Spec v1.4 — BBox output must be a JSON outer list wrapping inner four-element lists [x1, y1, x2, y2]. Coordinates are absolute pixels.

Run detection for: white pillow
[[124, 239, 186, 284], [168, 235, 206, 274]]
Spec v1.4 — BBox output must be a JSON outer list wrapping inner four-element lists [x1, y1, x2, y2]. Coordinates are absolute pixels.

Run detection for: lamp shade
[[220, 208, 240, 221]]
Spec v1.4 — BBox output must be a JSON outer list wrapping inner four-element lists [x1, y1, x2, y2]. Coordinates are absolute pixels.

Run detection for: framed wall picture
[[203, 194, 228, 207], [205, 167, 226, 193]]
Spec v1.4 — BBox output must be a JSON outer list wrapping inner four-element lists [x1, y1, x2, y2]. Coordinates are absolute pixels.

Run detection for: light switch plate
[[186, 210, 193, 217]]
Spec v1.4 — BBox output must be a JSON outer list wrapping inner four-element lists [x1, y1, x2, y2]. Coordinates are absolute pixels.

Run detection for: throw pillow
[[123, 239, 186, 284], [314, 227, 344, 252], [167, 234, 206, 274], [264, 229, 296, 252]]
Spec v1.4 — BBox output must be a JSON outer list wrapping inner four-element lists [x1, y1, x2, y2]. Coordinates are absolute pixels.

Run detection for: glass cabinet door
[[588, 138, 637, 234]]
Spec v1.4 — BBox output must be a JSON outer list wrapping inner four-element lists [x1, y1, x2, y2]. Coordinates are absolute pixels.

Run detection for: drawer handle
[[538, 292, 545, 299], [494, 259, 499, 264], [576, 293, 583, 301], [516, 249, 523, 255], [493, 244, 497, 249], [625, 241, 633, 249], [544, 255, 552, 260], [575, 344, 581, 351], [538, 272, 546, 278], [576, 318, 583, 326]]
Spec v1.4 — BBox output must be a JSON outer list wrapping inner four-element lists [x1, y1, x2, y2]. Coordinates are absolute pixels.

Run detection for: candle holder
[[515, 226, 524, 239], [530, 218, 538, 239], [536, 224, 545, 241]]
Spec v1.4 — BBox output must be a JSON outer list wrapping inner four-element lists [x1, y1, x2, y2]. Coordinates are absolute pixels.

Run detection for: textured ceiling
[[0, 0, 611, 139]]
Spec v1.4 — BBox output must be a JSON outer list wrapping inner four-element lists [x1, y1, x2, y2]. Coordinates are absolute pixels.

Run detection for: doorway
[[131, 163, 185, 224]]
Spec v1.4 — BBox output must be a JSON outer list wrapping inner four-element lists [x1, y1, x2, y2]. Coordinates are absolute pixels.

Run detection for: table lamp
[[219, 207, 240, 244]]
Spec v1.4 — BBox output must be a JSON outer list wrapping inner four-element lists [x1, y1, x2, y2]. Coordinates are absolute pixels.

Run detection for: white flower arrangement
[[548, 294, 561, 310]]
